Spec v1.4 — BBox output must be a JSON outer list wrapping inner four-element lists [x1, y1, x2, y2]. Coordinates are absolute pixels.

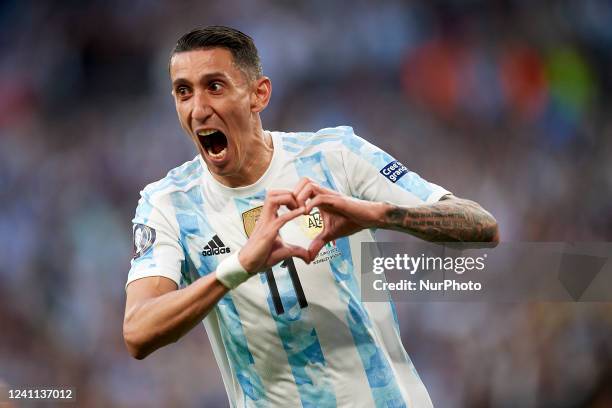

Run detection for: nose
[[191, 90, 213, 123]]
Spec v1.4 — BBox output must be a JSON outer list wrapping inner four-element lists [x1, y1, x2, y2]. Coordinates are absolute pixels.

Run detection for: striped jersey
[[127, 126, 449, 407]]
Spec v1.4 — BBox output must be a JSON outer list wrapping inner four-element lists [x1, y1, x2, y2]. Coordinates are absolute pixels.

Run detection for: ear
[[250, 76, 272, 113]]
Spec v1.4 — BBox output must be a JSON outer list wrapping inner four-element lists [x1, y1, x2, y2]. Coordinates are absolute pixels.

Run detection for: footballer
[[123, 26, 498, 407]]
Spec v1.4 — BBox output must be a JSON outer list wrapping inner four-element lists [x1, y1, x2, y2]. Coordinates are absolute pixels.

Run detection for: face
[[170, 48, 270, 180]]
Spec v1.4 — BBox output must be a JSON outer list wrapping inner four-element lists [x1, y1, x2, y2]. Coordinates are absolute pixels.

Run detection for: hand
[[293, 178, 387, 261], [238, 190, 310, 274]]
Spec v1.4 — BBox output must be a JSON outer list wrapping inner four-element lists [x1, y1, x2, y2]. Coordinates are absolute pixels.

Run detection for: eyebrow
[[172, 72, 229, 88]]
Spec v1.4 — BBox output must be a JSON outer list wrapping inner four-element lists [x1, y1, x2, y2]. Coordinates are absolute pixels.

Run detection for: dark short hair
[[171, 26, 262, 78]]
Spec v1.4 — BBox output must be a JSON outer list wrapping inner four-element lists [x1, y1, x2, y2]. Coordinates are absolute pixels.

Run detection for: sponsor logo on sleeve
[[133, 224, 156, 259], [380, 160, 408, 183]]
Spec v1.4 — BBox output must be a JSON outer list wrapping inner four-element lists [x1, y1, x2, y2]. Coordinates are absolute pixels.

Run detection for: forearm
[[381, 197, 499, 242], [123, 273, 229, 359]]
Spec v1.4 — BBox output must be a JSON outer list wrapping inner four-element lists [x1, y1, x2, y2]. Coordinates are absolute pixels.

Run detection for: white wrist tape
[[215, 252, 250, 289]]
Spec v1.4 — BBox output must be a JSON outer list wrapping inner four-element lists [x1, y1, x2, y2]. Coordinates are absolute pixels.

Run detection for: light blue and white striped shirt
[[127, 126, 449, 407]]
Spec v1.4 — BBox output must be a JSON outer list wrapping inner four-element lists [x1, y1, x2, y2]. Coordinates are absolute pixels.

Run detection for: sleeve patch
[[380, 160, 408, 183], [133, 224, 157, 259]]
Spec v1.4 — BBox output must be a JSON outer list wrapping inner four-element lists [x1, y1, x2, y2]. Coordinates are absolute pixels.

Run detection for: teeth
[[207, 146, 227, 159], [197, 129, 217, 137]]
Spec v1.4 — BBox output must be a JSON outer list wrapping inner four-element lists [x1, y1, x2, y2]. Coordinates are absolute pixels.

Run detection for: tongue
[[205, 131, 227, 155], [210, 139, 226, 154]]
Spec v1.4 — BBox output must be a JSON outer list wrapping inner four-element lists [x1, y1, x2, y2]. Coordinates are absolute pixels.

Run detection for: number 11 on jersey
[[266, 258, 308, 315], [242, 206, 308, 315]]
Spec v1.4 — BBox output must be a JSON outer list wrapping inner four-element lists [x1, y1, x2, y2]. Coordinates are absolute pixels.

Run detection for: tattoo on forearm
[[385, 198, 499, 242]]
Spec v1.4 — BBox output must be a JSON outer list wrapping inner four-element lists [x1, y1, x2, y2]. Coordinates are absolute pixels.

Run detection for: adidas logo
[[202, 235, 231, 256]]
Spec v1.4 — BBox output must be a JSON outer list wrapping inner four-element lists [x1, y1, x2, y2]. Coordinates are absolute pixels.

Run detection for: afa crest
[[241, 206, 263, 238], [298, 210, 324, 239]]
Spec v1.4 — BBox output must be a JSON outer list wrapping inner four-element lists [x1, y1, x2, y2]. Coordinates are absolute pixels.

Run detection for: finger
[[293, 178, 332, 209], [269, 244, 311, 266], [263, 192, 299, 216], [267, 191, 298, 207], [293, 178, 318, 209], [294, 184, 315, 209], [308, 236, 327, 261], [297, 185, 334, 213], [292, 177, 313, 196], [265, 189, 297, 208], [305, 194, 338, 213], [293, 177, 334, 196], [279, 244, 310, 263], [286, 244, 311, 265]]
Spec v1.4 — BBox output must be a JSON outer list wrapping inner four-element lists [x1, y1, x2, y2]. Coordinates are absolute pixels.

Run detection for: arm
[[123, 190, 309, 359], [124, 274, 227, 360], [383, 195, 499, 243]]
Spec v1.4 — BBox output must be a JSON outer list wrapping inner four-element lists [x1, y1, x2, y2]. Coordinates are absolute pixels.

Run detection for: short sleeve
[[126, 191, 184, 289], [338, 127, 451, 206]]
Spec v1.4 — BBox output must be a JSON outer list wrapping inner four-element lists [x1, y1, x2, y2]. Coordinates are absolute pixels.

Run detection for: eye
[[175, 85, 192, 99], [209, 81, 223, 93]]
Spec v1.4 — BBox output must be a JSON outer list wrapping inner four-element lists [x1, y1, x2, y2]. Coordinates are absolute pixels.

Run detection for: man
[[123, 26, 498, 407]]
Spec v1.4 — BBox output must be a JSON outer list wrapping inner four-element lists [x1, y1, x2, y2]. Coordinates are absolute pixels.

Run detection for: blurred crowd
[[1, 0, 611, 407]]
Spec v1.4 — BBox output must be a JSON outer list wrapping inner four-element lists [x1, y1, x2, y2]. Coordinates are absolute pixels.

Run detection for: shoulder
[[273, 125, 365, 156], [138, 156, 204, 208]]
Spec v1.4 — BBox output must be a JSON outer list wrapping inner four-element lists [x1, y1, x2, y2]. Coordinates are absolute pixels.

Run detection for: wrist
[[215, 252, 250, 289], [237, 250, 256, 274], [373, 201, 392, 228]]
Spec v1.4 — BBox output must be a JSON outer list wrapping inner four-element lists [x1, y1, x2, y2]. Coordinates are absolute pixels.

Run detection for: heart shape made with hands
[[284, 179, 377, 261], [238, 181, 381, 273], [269, 204, 363, 264], [242, 204, 327, 261]]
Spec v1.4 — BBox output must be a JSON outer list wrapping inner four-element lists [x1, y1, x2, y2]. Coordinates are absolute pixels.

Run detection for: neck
[[211, 128, 274, 188]]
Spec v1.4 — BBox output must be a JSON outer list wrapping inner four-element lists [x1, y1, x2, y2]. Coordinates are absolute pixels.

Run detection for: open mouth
[[197, 130, 228, 160]]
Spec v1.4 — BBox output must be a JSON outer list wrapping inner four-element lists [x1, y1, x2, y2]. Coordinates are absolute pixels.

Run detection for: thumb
[[283, 243, 311, 265], [308, 236, 327, 262]]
